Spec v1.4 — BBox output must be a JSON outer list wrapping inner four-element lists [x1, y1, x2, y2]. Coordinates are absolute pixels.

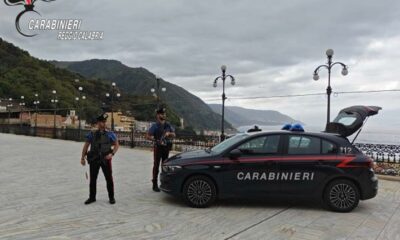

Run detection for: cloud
[[0, 0, 400, 128]]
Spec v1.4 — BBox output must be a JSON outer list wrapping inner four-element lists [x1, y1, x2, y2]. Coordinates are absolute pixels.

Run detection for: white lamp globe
[[326, 49, 334, 57], [313, 73, 320, 81], [341, 67, 348, 76]]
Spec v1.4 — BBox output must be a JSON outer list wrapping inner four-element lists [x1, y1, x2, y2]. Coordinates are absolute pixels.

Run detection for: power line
[[203, 89, 400, 101], [336, 89, 400, 94]]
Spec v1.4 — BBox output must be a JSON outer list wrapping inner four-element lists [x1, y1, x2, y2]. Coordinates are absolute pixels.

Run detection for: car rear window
[[288, 135, 320, 155], [322, 140, 337, 154]]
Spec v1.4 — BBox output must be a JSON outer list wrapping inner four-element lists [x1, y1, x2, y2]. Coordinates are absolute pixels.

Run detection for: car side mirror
[[229, 149, 242, 160]]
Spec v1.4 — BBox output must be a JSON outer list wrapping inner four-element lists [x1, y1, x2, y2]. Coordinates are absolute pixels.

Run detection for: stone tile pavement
[[0, 134, 399, 240]]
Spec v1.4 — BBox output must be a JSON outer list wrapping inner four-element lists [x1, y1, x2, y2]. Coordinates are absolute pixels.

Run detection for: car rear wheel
[[323, 179, 360, 212], [182, 175, 216, 208]]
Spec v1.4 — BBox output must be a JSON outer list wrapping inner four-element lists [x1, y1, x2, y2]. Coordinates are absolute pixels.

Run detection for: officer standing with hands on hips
[[147, 107, 176, 192], [81, 113, 119, 204]]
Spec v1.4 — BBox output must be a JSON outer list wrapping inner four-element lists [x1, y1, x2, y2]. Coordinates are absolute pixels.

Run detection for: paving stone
[[0, 133, 399, 240]]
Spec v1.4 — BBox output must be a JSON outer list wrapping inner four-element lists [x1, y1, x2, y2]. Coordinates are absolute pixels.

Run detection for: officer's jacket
[[86, 130, 117, 156], [148, 122, 175, 140]]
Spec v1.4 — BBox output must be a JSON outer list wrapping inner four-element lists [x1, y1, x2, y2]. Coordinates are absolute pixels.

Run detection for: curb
[[377, 174, 400, 182]]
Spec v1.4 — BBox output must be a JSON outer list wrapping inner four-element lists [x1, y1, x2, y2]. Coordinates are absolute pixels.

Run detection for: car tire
[[323, 179, 360, 212], [182, 175, 217, 208]]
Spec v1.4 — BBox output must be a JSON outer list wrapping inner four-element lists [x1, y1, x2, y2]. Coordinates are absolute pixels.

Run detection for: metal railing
[[0, 125, 219, 152], [1, 125, 399, 176], [354, 143, 400, 163], [354, 143, 400, 176]]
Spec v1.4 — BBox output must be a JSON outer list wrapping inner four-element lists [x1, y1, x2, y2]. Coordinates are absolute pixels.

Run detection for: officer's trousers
[[152, 146, 169, 182], [89, 159, 114, 199]]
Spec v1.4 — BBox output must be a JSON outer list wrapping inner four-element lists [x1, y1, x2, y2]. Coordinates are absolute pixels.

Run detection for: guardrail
[[0, 125, 219, 152], [354, 143, 400, 176]]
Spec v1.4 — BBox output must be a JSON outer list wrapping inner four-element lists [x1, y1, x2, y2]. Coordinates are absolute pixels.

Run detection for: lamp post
[[151, 76, 166, 109], [213, 65, 235, 141], [33, 93, 39, 136], [106, 82, 121, 131], [19, 96, 25, 129], [51, 90, 58, 138], [75, 86, 86, 140], [7, 98, 13, 127], [313, 49, 348, 125]]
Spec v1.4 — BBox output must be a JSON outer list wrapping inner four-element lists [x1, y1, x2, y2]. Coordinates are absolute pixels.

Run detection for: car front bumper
[[160, 171, 183, 196]]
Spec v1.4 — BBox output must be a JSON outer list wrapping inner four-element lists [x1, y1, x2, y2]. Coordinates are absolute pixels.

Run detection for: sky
[[1, 0, 399, 131]]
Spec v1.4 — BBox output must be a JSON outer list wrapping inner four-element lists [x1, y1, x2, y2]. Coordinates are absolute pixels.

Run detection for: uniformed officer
[[80, 113, 120, 204], [146, 107, 176, 192]]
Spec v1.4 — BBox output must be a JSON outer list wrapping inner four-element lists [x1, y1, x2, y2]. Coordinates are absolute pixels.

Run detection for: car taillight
[[349, 157, 374, 168]]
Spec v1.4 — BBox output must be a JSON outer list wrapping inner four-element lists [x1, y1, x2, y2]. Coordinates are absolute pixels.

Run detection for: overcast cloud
[[1, 0, 399, 130]]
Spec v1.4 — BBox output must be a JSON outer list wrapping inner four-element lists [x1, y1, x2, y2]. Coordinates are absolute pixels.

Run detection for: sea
[[237, 125, 400, 145]]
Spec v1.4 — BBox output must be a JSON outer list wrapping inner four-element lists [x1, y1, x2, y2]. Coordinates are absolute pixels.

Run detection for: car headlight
[[162, 165, 182, 173]]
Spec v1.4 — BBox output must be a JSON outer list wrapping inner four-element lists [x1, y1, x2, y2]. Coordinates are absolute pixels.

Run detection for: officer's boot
[[152, 180, 160, 192], [85, 198, 96, 205]]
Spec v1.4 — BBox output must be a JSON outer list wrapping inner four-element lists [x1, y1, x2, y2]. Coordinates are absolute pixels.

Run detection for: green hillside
[[53, 59, 233, 131], [0, 38, 181, 126]]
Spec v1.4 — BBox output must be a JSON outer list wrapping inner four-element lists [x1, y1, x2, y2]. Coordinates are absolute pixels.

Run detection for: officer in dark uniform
[[80, 113, 120, 204], [146, 107, 175, 192]]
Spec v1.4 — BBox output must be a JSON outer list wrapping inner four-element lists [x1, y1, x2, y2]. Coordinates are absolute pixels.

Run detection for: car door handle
[[214, 165, 221, 169]]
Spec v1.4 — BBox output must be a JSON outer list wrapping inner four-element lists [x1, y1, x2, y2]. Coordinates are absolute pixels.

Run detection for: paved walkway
[[0, 134, 399, 240]]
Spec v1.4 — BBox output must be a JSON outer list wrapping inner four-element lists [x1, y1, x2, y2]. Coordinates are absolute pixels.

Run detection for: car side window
[[238, 135, 280, 155], [288, 135, 320, 155], [322, 140, 337, 154]]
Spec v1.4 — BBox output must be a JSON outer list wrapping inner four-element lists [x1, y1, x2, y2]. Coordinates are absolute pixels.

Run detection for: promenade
[[0, 133, 399, 240]]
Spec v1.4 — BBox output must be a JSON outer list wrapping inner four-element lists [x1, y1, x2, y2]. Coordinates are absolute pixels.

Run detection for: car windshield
[[210, 134, 249, 154]]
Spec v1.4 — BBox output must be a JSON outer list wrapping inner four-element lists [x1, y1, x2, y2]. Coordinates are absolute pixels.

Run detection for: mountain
[[53, 59, 233, 131], [208, 104, 302, 128], [0, 38, 182, 125]]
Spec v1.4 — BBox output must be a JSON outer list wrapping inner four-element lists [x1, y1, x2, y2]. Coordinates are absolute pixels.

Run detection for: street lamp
[[19, 96, 25, 129], [33, 93, 39, 134], [313, 49, 348, 125], [51, 90, 58, 138], [213, 65, 235, 141], [7, 98, 13, 126], [151, 76, 166, 108], [75, 86, 86, 139], [106, 82, 121, 131]]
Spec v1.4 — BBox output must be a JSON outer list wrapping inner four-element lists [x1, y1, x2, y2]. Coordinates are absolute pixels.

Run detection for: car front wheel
[[182, 175, 216, 208], [323, 179, 360, 212]]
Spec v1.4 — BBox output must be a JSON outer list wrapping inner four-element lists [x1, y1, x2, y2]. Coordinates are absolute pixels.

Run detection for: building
[[105, 112, 135, 131], [134, 121, 152, 132], [30, 113, 64, 128]]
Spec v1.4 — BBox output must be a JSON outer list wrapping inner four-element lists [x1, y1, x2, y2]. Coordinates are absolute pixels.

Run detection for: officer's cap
[[96, 113, 109, 122], [156, 107, 166, 114]]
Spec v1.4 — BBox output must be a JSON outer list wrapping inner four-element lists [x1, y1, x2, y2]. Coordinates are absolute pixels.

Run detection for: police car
[[160, 106, 381, 212]]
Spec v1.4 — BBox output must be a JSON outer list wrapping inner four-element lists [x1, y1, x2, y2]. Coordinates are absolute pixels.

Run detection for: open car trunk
[[325, 105, 382, 138]]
